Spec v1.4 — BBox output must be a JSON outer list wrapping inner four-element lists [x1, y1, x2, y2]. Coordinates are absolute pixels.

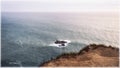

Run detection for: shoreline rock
[[40, 44, 119, 67]]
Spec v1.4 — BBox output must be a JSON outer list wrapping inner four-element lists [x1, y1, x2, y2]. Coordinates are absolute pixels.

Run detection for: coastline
[[40, 44, 119, 67]]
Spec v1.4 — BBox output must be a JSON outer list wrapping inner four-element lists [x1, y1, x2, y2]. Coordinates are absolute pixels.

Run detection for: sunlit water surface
[[1, 12, 119, 67]]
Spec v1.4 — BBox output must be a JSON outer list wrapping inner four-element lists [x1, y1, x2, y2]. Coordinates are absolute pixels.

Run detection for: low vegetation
[[40, 44, 119, 67]]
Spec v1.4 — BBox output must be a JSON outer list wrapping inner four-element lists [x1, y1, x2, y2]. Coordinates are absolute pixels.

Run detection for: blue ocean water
[[1, 12, 119, 67]]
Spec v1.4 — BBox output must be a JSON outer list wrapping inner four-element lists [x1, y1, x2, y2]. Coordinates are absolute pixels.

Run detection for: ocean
[[1, 12, 119, 67]]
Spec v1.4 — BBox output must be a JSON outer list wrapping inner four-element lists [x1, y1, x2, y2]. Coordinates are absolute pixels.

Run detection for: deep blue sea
[[1, 12, 119, 67]]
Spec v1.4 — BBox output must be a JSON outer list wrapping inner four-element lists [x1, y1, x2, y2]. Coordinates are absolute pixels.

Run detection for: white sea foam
[[49, 40, 71, 48]]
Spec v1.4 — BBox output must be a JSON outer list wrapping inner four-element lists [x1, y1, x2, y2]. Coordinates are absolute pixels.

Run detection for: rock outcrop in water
[[40, 44, 119, 67]]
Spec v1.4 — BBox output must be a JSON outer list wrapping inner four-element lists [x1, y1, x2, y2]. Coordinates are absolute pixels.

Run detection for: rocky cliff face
[[40, 44, 119, 67]]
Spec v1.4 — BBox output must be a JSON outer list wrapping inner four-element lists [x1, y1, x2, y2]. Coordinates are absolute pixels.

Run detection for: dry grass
[[40, 44, 119, 67]]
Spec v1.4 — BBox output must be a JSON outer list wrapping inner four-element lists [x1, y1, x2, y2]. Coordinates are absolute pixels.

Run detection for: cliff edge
[[41, 44, 119, 67]]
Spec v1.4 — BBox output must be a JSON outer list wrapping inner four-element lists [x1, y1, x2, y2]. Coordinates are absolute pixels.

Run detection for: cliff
[[40, 44, 119, 67]]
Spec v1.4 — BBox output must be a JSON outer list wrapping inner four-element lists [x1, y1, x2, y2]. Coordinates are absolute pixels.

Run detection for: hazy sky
[[1, 0, 119, 12]]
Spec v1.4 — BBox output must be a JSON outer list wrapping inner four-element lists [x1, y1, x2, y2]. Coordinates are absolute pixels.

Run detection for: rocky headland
[[40, 44, 119, 67]]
